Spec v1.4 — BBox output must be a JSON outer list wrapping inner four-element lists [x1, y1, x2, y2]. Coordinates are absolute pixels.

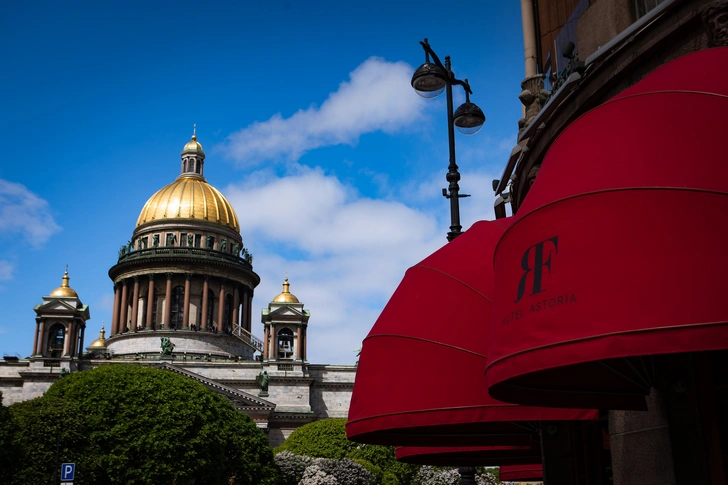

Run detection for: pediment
[[156, 363, 275, 411], [35, 300, 78, 313], [268, 306, 304, 318]]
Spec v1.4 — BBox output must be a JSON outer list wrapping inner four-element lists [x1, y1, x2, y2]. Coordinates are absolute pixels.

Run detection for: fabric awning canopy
[[395, 444, 542, 467], [347, 219, 596, 446], [487, 48, 728, 410], [499, 464, 543, 482]]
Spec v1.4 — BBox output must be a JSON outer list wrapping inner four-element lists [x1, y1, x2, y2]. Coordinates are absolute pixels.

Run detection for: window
[[152, 288, 158, 328], [223, 294, 233, 332], [48, 323, 65, 358], [278, 328, 294, 360], [171, 286, 184, 329], [180, 233, 187, 247], [207, 290, 215, 329], [194, 234, 202, 248], [166, 233, 177, 247]]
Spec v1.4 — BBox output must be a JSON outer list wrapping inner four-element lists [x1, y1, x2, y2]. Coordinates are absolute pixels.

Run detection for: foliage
[[0, 392, 19, 483], [313, 457, 375, 484], [412, 466, 460, 485], [275, 451, 314, 485], [275, 418, 417, 485], [10, 365, 277, 485], [299, 464, 338, 485]]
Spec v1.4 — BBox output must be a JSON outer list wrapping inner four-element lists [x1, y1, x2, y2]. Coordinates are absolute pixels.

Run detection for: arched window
[[207, 289, 215, 330], [223, 294, 233, 333], [171, 286, 185, 329], [152, 288, 159, 329], [278, 328, 294, 360], [47, 323, 65, 358]]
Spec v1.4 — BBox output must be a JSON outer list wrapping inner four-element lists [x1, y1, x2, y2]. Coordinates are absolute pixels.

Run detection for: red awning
[[395, 445, 542, 467], [487, 49, 728, 410], [499, 464, 543, 481], [347, 219, 597, 446]]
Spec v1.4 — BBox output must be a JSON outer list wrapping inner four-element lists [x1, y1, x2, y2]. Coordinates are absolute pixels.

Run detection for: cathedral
[[0, 132, 356, 446]]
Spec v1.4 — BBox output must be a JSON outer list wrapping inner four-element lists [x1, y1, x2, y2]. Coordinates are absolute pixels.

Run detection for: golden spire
[[182, 125, 204, 154], [273, 275, 300, 303], [88, 325, 107, 349], [50, 266, 79, 297]]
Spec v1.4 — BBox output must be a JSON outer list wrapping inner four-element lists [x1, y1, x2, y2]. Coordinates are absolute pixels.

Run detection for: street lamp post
[[412, 38, 486, 241]]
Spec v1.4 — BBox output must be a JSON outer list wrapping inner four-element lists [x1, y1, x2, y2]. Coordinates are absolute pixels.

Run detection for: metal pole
[[444, 56, 462, 242]]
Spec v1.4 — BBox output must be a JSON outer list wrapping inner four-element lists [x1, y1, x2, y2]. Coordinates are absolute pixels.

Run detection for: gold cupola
[[50, 267, 79, 298], [273, 276, 300, 303], [135, 128, 240, 232], [88, 326, 107, 349]]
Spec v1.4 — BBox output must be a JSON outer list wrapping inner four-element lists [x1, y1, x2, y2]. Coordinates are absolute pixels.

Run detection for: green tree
[[275, 418, 416, 485], [0, 392, 19, 483], [12, 365, 276, 485]]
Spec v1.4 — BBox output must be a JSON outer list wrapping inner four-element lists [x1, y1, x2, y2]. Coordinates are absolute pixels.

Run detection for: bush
[[11, 365, 277, 485]]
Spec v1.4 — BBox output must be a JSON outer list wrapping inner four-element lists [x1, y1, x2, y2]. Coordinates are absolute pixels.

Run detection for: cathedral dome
[[50, 269, 79, 297], [136, 175, 240, 232], [273, 277, 300, 303]]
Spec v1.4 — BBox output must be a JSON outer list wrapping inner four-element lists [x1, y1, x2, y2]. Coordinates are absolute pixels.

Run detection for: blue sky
[[1, 1, 524, 364]]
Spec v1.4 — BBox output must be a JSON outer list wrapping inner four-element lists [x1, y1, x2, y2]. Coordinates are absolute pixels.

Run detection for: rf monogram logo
[[515, 236, 559, 303]]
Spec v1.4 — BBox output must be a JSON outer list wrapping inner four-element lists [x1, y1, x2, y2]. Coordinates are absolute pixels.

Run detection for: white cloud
[[224, 169, 445, 364], [220, 57, 426, 166], [0, 178, 61, 248]]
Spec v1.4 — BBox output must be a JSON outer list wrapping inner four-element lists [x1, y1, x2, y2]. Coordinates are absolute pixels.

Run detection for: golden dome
[[273, 276, 300, 303], [136, 176, 240, 232], [50, 268, 79, 298], [88, 326, 107, 348], [182, 134, 204, 155]]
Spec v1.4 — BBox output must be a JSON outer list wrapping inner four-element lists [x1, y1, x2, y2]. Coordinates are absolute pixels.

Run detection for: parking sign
[[61, 463, 75, 481]]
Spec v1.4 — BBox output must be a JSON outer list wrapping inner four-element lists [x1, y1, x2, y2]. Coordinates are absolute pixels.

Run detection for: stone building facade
[[0, 132, 356, 447]]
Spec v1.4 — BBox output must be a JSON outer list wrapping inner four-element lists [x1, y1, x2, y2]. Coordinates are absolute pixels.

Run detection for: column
[[78, 325, 85, 356], [63, 322, 72, 356], [131, 277, 140, 332], [37, 321, 45, 356], [111, 283, 121, 335], [119, 280, 129, 333], [263, 326, 269, 360], [218, 284, 226, 332], [146, 275, 155, 330], [163, 273, 172, 329], [32, 319, 40, 356], [201, 277, 209, 330], [270, 325, 277, 360], [244, 290, 252, 332], [232, 285, 240, 331], [182, 274, 191, 329], [302, 327, 306, 361], [296, 327, 302, 360]]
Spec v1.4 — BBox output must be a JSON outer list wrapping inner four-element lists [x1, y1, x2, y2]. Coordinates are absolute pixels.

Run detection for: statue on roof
[[257, 370, 270, 396], [160, 337, 175, 356]]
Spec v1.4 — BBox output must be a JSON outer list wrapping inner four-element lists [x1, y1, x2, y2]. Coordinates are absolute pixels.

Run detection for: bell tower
[[261, 277, 309, 364], [32, 268, 90, 359]]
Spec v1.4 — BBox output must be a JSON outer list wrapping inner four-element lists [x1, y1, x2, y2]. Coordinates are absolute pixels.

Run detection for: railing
[[117, 247, 253, 270], [277, 364, 294, 371], [232, 323, 264, 352]]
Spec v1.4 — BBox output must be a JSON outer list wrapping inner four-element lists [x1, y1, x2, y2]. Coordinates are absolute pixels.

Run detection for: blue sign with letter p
[[61, 463, 75, 481]]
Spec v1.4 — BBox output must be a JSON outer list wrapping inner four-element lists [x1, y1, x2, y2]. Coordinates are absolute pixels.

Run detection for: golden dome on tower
[[182, 134, 204, 155], [136, 177, 240, 231], [273, 276, 300, 303], [50, 268, 79, 298], [88, 326, 107, 348]]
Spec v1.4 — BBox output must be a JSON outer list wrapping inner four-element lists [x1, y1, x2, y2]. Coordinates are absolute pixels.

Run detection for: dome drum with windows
[[106, 130, 263, 360]]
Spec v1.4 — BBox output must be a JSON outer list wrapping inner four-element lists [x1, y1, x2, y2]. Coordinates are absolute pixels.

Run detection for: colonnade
[[110, 274, 253, 336], [32, 318, 86, 358], [262, 324, 306, 361]]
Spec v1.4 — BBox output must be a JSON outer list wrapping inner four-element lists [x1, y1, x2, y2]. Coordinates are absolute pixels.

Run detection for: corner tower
[[106, 130, 262, 360], [32, 268, 90, 359], [261, 277, 310, 364]]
